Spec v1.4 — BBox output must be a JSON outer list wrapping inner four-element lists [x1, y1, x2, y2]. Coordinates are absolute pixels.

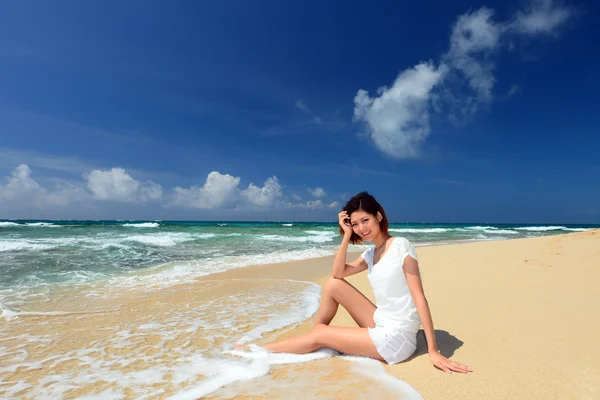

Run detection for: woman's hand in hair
[[338, 211, 352, 237]]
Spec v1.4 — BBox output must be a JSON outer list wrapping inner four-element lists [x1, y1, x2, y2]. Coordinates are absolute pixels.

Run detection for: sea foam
[[121, 222, 160, 228]]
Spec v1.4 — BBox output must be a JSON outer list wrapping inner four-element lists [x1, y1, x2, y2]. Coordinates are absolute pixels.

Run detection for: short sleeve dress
[[360, 237, 421, 364]]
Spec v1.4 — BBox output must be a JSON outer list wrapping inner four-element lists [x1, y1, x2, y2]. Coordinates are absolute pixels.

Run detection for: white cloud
[[328, 201, 340, 209], [509, 0, 572, 35], [354, 0, 572, 159], [0, 164, 84, 208], [171, 171, 240, 209], [1, 163, 335, 217], [0, 164, 40, 201], [290, 199, 325, 209], [86, 168, 162, 202], [446, 7, 501, 103], [354, 63, 447, 158], [241, 176, 283, 207], [307, 187, 327, 198], [292, 193, 302, 201]]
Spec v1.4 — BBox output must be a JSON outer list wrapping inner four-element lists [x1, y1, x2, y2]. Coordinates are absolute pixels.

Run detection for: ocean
[[0, 220, 595, 398]]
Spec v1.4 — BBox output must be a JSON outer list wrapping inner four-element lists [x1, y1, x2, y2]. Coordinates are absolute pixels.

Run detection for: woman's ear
[[376, 212, 383, 222]]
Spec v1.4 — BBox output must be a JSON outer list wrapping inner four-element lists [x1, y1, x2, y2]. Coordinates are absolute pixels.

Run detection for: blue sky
[[0, 0, 598, 223]]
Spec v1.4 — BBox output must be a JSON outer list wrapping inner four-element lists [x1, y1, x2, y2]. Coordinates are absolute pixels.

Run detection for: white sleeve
[[398, 237, 418, 262], [360, 248, 372, 266]]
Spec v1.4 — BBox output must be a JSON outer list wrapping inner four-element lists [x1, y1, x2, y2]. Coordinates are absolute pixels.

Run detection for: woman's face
[[349, 210, 380, 241]]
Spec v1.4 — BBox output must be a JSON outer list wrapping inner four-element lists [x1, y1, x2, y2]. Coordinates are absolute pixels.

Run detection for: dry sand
[[209, 229, 600, 399]]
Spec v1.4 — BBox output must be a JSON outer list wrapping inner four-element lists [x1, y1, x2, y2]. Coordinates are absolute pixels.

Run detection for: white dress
[[361, 237, 421, 364]]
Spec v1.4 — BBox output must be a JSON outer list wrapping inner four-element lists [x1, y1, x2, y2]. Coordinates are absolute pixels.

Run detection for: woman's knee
[[323, 276, 346, 295], [309, 323, 328, 346]]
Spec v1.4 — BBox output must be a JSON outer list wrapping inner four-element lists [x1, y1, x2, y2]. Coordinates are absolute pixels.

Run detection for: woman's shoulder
[[391, 236, 418, 258], [392, 236, 413, 247]]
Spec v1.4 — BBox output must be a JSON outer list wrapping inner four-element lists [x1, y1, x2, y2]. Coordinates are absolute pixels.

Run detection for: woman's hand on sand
[[429, 352, 472, 374], [338, 211, 352, 236]]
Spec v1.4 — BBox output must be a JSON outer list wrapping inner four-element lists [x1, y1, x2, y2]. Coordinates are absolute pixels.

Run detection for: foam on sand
[[225, 344, 338, 364], [222, 346, 423, 398], [342, 355, 424, 399], [0, 279, 330, 398]]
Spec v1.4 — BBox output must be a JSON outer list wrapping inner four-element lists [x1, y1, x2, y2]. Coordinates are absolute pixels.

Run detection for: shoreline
[[2, 230, 598, 398], [201, 229, 600, 399]]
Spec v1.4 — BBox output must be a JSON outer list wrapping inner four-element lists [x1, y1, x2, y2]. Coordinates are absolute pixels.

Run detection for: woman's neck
[[372, 233, 390, 249]]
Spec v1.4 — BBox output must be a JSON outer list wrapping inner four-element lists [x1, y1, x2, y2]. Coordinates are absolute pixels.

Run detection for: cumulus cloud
[[241, 176, 283, 207], [0, 164, 40, 201], [1, 163, 336, 217], [307, 187, 327, 198], [354, 63, 447, 158], [171, 173, 286, 209], [328, 201, 340, 209], [171, 171, 240, 209], [353, 0, 572, 159], [0, 164, 84, 208], [86, 168, 162, 202]]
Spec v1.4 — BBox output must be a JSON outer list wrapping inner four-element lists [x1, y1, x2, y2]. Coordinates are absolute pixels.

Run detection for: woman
[[250, 192, 471, 374]]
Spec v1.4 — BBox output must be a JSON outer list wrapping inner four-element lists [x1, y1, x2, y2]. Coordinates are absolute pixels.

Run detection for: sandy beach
[[205, 229, 600, 399], [2, 229, 598, 399]]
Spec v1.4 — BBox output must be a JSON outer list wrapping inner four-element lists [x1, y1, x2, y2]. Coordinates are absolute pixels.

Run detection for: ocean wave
[[0, 222, 22, 227], [122, 222, 160, 228], [281, 223, 293, 227], [0, 241, 55, 252], [389, 228, 448, 233], [516, 226, 589, 232], [483, 229, 519, 234], [258, 234, 334, 244], [26, 222, 61, 227], [0, 222, 62, 228], [303, 230, 337, 236], [0, 232, 206, 253], [463, 226, 498, 231], [122, 233, 199, 247], [514, 226, 568, 231]]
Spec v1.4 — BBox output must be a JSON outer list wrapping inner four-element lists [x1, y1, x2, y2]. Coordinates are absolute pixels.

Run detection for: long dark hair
[[338, 191, 389, 244]]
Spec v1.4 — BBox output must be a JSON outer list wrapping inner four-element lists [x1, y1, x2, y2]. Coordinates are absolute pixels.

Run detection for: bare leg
[[313, 277, 376, 328], [256, 277, 379, 357], [263, 324, 384, 361]]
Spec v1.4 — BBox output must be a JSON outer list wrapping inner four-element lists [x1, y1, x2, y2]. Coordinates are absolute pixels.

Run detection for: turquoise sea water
[[1, 220, 596, 294]]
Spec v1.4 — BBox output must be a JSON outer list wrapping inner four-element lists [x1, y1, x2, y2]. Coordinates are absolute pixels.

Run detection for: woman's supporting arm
[[403, 256, 472, 374]]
